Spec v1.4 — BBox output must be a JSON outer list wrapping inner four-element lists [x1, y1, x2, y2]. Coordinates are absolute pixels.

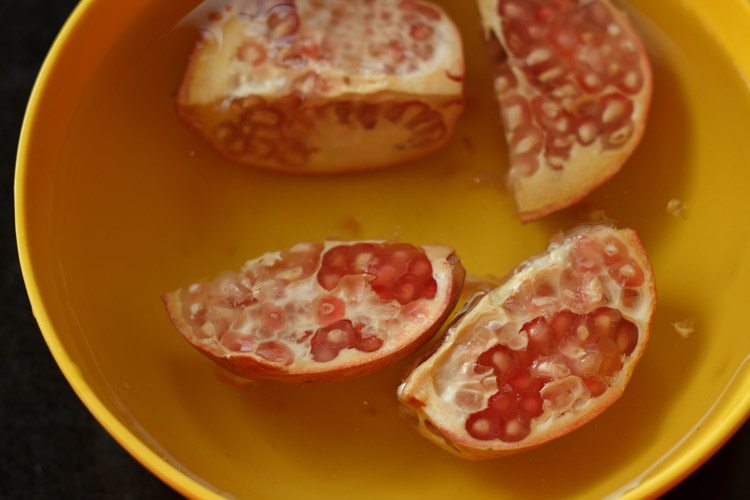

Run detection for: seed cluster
[[455, 233, 645, 443], [465, 307, 638, 442], [176, 242, 436, 366], [492, 0, 646, 177]]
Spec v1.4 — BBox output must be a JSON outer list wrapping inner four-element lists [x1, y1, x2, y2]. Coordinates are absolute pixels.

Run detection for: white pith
[[164, 241, 458, 377], [398, 225, 655, 456]]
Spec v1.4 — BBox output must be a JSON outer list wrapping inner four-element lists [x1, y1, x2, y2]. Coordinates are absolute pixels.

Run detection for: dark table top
[[1, 1, 748, 498]]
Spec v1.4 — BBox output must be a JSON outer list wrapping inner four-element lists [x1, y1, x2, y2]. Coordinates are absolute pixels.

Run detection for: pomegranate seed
[[620, 288, 641, 309], [255, 341, 294, 365], [609, 257, 645, 287], [551, 310, 575, 339], [322, 245, 351, 269], [315, 296, 346, 326], [520, 394, 544, 417], [588, 307, 622, 339], [407, 254, 433, 278], [570, 237, 604, 273], [488, 391, 518, 417], [509, 370, 542, 394], [466, 412, 497, 440], [393, 273, 423, 305], [615, 322, 638, 355], [317, 268, 343, 291], [526, 317, 552, 354], [357, 335, 384, 353], [601, 235, 629, 265], [499, 414, 531, 442], [260, 304, 286, 331], [584, 376, 608, 397]]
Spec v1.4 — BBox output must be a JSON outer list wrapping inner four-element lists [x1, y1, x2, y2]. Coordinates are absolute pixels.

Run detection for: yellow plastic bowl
[[15, 0, 750, 498]]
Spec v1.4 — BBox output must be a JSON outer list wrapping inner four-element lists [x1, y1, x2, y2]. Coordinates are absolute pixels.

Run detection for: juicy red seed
[[525, 317, 552, 354], [509, 370, 542, 395], [255, 341, 294, 365], [385, 243, 419, 264], [322, 245, 351, 269], [615, 322, 639, 355], [477, 345, 519, 381], [520, 394, 544, 417], [587, 307, 622, 339], [348, 243, 380, 272], [369, 263, 402, 291], [392, 273, 423, 305], [551, 310, 575, 339], [365, 243, 434, 302], [310, 319, 360, 362], [357, 335, 384, 353], [315, 296, 346, 326], [584, 377, 608, 397], [488, 392, 518, 417], [466, 410, 499, 440], [317, 267, 344, 290], [422, 278, 438, 299], [498, 413, 531, 442], [408, 254, 433, 278]]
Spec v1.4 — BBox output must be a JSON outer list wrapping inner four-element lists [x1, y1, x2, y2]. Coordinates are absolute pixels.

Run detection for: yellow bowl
[[16, 0, 750, 498]]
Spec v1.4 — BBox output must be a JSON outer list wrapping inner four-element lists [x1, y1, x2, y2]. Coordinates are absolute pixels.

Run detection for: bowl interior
[[17, 0, 750, 498]]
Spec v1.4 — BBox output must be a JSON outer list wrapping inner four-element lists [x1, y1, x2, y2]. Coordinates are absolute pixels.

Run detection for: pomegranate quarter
[[177, 0, 464, 173], [163, 241, 465, 382], [398, 225, 655, 458], [477, 0, 653, 221]]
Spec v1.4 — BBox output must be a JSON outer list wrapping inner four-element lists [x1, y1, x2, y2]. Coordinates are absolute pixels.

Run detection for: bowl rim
[[13, 0, 750, 498]]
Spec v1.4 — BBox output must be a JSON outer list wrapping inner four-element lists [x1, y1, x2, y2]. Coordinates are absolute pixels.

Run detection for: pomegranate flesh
[[477, 0, 653, 221], [398, 225, 655, 457], [178, 0, 465, 173], [163, 241, 465, 381]]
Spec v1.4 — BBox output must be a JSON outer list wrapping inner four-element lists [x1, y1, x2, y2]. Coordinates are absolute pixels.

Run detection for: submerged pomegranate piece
[[178, 0, 464, 173], [477, 0, 652, 221], [163, 241, 464, 381], [398, 225, 655, 457]]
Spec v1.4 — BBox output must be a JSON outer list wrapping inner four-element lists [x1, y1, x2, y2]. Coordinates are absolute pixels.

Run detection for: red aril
[[177, 0, 464, 173], [398, 225, 655, 457], [163, 241, 465, 382], [477, 0, 653, 221]]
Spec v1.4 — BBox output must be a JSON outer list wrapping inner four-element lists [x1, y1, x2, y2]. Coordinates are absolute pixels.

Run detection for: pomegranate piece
[[398, 225, 655, 457], [163, 241, 464, 382], [178, 0, 464, 173], [477, 0, 653, 221]]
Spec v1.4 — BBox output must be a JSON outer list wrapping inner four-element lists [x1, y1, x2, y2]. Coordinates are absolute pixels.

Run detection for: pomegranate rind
[[177, 0, 465, 173], [477, 0, 653, 222], [398, 225, 655, 458], [163, 241, 465, 382]]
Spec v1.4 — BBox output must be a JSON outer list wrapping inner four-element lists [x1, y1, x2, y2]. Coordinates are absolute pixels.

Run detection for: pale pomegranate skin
[[177, 0, 464, 173], [163, 241, 465, 382], [477, 0, 653, 221], [398, 225, 655, 458]]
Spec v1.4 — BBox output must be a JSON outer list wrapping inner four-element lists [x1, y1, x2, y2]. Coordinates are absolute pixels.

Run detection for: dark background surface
[[1, 1, 748, 498]]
